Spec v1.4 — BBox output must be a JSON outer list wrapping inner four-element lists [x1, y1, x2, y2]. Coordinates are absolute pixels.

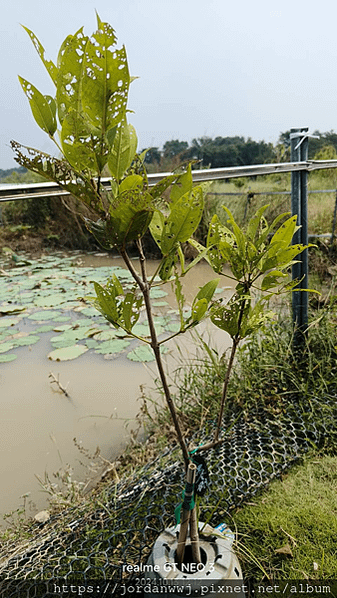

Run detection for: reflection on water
[[0, 253, 234, 524]]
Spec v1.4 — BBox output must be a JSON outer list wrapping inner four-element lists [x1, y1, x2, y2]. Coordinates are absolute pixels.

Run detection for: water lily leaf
[[93, 330, 118, 341], [12, 335, 40, 347], [48, 345, 88, 361], [132, 323, 150, 337], [0, 342, 15, 354], [166, 321, 180, 333], [52, 324, 73, 332], [149, 289, 167, 299], [28, 310, 62, 321], [127, 345, 169, 362], [0, 353, 17, 363], [0, 318, 19, 328], [35, 325, 56, 333], [152, 301, 169, 307], [94, 339, 130, 355], [0, 305, 26, 314], [78, 307, 100, 317], [75, 318, 97, 327], [34, 294, 69, 307], [85, 339, 98, 349]]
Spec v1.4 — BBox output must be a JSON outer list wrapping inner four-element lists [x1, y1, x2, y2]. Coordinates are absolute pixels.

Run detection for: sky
[[1, 0, 337, 169]]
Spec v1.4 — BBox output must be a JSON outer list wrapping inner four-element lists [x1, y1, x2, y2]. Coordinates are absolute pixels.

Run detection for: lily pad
[[0, 353, 17, 363], [48, 345, 88, 361], [35, 325, 56, 333], [0, 304, 26, 314], [28, 310, 62, 321], [85, 339, 98, 349], [127, 345, 169, 362], [0, 341, 15, 354], [52, 324, 73, 332], [34, 294, 69, 307], [94, 339, 130, 355], [150, 288, 167, 299], [12, 335, 40, 347], [0, 318, 19, 328]]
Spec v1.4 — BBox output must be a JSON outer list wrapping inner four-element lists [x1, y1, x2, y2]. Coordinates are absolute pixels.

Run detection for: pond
[[0, 250, 234, 525]]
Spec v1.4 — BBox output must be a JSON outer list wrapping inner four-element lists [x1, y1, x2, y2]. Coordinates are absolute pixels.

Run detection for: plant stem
[[121, 242, 190, 468], [213, 338, 239, 443], [213, 293, 248, 444], [176, 463, 196, 565]]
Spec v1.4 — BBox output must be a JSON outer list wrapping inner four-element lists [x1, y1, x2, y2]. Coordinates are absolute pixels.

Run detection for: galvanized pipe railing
[[1, 150, 336, 348], [2, 158, 337, 202]]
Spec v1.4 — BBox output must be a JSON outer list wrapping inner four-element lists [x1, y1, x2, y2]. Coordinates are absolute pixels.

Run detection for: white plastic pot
[[146, 522, 245, 597]]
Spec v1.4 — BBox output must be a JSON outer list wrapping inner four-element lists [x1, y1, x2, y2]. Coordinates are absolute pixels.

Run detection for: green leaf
[[195, 278, 220, 302], [57, 27, 89, 125], [48, 345, 88, 361], [122, 292, 142, 331], [22, 26, 58, 85], [222, 206, 246, 257], [94, 339, 130, 355], [170, 164, 193, 204], [0, 353, 17, 363], [10, 142, 103, 214], [108, 118, 137, 181], [191, 298, 208, 322], [0, 342, 15, 354], [18, 77, 57, 136], [246, 205, 269, 241], [269, 215, 300, 248], [119, 174, 143, 193], [93, 280, 119, 324], [149, 210, 165, 248], [28, 310, 62, 321], [261, 270, 288, 291], [148, 174, 179, 200], [161, 186, 204, 255], [106, 189, 153, 247], [60, 110, 100, 172], [81, 21, 129, 133], [127, 345, 168, 362]]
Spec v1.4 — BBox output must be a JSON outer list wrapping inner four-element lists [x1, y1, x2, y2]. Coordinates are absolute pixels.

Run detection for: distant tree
[[162, 139, 188, 159], [141, 147, 161, 165]]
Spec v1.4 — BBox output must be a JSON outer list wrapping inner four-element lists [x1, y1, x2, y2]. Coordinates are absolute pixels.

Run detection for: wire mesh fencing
[[0, 388, 336, 597]]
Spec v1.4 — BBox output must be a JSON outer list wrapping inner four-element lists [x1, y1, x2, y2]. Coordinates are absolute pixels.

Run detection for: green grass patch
[[233, 454, 337, 580]]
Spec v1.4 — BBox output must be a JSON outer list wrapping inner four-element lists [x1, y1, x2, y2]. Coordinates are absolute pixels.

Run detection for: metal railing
[[1, 132, 336, 347], [2, 158, 337, 203]]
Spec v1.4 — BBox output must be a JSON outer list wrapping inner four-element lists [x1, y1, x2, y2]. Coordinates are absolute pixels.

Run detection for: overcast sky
[[1, 0, 337, 169]]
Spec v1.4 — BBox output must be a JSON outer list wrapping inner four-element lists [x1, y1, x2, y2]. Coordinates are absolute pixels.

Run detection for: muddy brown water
[[0, 254, 234, 525]]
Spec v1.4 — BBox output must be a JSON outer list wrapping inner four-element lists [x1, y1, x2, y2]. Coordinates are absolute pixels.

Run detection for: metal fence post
[[290, 127, 309, 347]]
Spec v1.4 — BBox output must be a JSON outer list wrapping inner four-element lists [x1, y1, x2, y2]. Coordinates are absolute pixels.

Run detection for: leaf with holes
[[56, 27, 89, 124], [22, 26, 58, 85], [81, 16, 129, 135], [18, 77, 57, 136]]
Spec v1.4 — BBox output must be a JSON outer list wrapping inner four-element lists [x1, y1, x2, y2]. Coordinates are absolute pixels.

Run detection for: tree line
[[2, 129, 337, 182], [143, 130, 337, 172]]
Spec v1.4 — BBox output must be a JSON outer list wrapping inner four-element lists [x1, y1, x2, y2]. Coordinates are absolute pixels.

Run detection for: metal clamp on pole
[[290, 127, 310, 348]]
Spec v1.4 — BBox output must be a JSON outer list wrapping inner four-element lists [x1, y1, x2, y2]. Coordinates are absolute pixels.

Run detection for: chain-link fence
[[0, 389, 336, 597]]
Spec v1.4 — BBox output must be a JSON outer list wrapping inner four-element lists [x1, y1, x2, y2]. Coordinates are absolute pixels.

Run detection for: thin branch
[[121, 241, 190, 468], [49, 372, 70, 398]]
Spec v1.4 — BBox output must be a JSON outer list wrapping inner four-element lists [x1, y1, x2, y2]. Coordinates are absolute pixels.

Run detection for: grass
[[233, 453, 337, 580], [0, 263, 336, 581], [203, 171, 337, 238]]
